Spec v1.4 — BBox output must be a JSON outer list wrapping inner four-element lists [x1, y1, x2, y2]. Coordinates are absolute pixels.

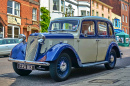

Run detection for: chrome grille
[[25, 36, 38, 61]]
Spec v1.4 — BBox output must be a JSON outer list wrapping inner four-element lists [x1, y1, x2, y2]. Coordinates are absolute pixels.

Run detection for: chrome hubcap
[[60, 61, 67, 72], [110, 55, 114, 62]]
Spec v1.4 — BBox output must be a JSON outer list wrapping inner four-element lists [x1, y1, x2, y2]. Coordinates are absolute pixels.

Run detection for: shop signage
[[8, 16, 21, 25]]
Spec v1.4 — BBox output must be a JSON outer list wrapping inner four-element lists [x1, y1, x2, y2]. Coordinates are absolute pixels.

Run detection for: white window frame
[[122, 3, 124, 10], [126, 16, 127, 23], [122, 15, 124, 22], [81, 10, 86, 16], [32, 8, 37, 21], [8, 25, 20, 38], [125, 5, 127, 11], [53, 0, 60, 11], [7, 0, 20, 17]]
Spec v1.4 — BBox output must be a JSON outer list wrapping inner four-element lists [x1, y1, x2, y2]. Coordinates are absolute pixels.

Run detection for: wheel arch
[[45, 43, 81, 67], [105, 42, 121, 61]]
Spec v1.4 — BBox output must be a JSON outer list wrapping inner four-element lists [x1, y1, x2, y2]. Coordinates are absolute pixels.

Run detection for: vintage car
[[8, 16, 122, 82]]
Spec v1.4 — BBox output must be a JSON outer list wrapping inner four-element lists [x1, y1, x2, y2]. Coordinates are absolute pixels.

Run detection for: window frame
[[97, 20, 108, 37], [81, 10, 86, 16], [7, 25, 20, 38], [108, 23, 114, 37], [32, 8, 37, 21], [80, 20, 96, 38], [122, 15, 124, 22], [125, 5, 127, 11], [7, 0, 20, 17], [122, 3, 124, 10], [126, 16, 127, 23], [53, 0, 60, 11]]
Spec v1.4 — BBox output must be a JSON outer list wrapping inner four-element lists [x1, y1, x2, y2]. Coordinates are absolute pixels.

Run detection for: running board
[[82, 61, 108, 67]]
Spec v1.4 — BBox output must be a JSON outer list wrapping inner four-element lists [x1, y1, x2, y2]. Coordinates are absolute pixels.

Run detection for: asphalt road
[[0, 46, 130, 86]]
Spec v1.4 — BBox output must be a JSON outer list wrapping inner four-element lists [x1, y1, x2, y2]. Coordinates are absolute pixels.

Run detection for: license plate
[[17, 63, 35, 70]]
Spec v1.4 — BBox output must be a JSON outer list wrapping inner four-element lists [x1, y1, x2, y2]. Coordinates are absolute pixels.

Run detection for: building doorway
[[23, 28, 29, 41], [0, 23, 4, 38]]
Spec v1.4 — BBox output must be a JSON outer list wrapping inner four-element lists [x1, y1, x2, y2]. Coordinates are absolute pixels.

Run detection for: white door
[[78, 20, 97, 63]]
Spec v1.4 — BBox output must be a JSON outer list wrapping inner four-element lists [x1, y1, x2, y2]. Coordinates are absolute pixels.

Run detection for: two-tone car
[[8, 16, 122, 82]]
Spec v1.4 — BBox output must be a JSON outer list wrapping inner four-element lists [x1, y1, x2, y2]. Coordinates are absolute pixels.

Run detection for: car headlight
[[38, 34, 45, 44], [19, 34, 26, 42]]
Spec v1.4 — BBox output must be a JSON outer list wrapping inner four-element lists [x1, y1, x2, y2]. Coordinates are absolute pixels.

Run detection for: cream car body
[[9, 16, 121, 82]]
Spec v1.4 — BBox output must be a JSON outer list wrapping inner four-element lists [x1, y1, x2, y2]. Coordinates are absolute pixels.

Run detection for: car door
[[0, 39, 9, 55], [96, 21, 109, 61], [78, 20, 97, 63]]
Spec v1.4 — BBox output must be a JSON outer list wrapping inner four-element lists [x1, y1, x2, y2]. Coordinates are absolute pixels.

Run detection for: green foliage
[[40, 7, 51, 32]]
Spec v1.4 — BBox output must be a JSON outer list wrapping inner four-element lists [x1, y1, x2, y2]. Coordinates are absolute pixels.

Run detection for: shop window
[[53, 0, 59, 11], [97, 21, 107, 35], [14, 27, 19, 38], [81, 10, 86, 16], [82, 21, 95, 36], [0, 25, 3, 38], [8, 26, 12, 38], [7, 0, 20, 16], [32, 8, 37, 21], [8, 26, 20, 38]]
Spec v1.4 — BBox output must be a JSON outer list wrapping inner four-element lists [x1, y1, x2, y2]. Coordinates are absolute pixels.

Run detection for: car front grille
[[25, 36, 39, 61]]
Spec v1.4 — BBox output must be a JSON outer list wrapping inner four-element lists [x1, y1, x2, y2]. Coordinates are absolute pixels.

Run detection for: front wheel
[[49, 53, 72, 82], [13, 62, 32, 76], [105, 49, 116, 70]]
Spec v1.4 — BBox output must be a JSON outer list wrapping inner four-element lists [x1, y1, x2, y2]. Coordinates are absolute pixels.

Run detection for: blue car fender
[[105, 42, 121, 61], [11, 42, 27, 60], [45, 43, 81, 63]]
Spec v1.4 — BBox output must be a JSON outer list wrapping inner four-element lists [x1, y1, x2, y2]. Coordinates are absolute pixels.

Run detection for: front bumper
[[8, 58, 50, 66]]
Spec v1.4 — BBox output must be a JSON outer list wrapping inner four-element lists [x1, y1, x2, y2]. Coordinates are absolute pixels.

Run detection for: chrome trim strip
[[8, 58, 50, 66]]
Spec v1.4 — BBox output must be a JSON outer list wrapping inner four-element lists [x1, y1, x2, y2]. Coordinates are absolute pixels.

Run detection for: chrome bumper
[[8, 58, 50, 66]]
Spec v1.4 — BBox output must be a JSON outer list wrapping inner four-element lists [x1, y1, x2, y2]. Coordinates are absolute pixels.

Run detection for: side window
[[108, 24, 114, 36], [98, 21, 107, 35], [82, 21, 95, 36]]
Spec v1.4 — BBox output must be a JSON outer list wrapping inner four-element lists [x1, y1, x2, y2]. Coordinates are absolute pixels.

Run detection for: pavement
[[62, 46, 130, 86], [62, 66, 130, 86]]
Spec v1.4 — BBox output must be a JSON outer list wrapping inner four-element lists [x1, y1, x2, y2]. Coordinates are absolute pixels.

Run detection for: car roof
[[52, 16, 112, 23]]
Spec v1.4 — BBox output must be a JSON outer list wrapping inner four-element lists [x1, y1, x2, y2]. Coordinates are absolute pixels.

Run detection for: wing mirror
[[19, 34, 26, 42]]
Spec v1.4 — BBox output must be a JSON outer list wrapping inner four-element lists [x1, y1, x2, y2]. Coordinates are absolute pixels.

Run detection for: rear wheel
[[49, 53, 71, 82], [105, 49, 116, 70], [13, 62, 32, 76]]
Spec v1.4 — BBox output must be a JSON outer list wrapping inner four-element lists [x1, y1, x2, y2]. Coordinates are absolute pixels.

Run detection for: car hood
[[29, 33, 74, 39]]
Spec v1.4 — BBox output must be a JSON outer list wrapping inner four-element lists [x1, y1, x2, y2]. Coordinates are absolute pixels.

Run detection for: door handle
[[96, 39, 100, 41]]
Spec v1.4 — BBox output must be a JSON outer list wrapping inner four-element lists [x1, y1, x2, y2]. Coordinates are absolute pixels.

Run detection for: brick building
[[0, 0, 40, 39], [99, 0, 129, 35], [91, 0, 113, 21]]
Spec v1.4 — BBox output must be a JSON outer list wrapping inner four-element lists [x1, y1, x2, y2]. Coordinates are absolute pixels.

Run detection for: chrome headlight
[[19, 34, 26, 42], [38, 34, 45, 44]]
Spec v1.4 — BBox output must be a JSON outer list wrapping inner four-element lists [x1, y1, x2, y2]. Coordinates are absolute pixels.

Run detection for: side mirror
[[19, 34, 26, 42]]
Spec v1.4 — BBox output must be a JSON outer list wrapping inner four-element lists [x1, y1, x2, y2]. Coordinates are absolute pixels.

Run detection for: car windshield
[[49, 20, 79, 31]]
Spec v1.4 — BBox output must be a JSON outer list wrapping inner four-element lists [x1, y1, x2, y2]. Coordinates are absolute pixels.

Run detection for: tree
[[40, 7, 51, 32]]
